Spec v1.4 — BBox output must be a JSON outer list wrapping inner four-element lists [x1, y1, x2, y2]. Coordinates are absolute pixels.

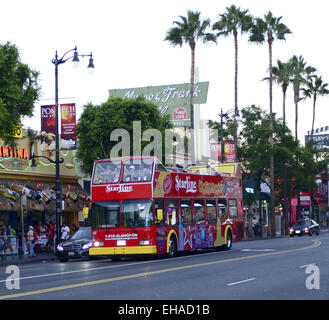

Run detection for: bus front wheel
[[222, 231, 232, 250]]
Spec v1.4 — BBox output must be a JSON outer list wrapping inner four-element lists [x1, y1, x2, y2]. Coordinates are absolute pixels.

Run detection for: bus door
[[228, 198, 244, 240], [217, 199, 228, 246], [154, 198, 166, 254], [194, 199, 207, 249], [165, 199, 179, 252], [180, 199, 193, 250], [206, 199, 217, 247]]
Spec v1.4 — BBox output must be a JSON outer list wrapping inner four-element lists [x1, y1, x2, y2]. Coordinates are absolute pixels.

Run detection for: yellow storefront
[[0, 128, 89, 237]]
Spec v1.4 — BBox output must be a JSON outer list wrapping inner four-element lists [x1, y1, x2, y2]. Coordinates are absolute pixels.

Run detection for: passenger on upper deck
[[124, 165, 138, 182], [137, 163, 152, 181]]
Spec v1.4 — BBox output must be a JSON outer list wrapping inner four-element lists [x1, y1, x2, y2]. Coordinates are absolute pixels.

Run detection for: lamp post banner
[[60, 103, 77, 150], [109, 82, 209, 127], [211, 142, 236, 163], [41, 105, 56, 151]]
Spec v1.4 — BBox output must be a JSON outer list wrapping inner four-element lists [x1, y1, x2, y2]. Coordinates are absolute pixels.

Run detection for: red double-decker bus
[[88, 156, 244, 259]]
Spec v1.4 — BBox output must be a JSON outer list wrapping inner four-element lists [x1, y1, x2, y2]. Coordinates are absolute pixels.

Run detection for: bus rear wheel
[[167, 236, 177, 258]]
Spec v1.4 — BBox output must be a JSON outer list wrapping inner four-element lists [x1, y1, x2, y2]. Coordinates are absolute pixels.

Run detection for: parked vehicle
[[289, 219, 320, 237], [56, 227, 92, 262]]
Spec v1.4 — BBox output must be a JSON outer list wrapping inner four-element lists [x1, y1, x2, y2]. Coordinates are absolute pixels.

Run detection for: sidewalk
[[243, 227, 328, 241], [0, 252, 58, 267]]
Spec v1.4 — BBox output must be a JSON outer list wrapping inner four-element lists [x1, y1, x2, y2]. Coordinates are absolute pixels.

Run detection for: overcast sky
[[2, 0, 328, 144]]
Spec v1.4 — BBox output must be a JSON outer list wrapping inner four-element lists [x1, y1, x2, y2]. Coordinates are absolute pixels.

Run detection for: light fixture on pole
[[218, 108, 240, 163], [51, 46, 94, 244]]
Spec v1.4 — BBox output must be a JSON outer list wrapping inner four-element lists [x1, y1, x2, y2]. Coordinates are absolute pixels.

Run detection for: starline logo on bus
[[106, 185, 133, 193], [175, 175, 197, 193]]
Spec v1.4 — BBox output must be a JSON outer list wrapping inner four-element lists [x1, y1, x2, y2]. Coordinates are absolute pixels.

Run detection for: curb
[[0, 254, 57, 267]]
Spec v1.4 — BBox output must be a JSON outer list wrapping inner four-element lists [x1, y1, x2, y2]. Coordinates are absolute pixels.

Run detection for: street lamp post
[[218, 108, 240, 163], [51, 46, 94, 244]]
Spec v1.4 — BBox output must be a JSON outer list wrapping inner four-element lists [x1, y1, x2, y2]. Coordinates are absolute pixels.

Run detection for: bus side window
[[194, 199, 205, 224], [206, 199, 217, 224], [218, 199, 227, 219], [154, 198, 164, 225], [229, 199, 238, 218], [180, 199, 192, 225], [166, 199, 178, 226]]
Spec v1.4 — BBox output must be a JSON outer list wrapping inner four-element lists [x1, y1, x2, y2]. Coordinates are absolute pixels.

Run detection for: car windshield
[[295, 220, 308, 227], [71, 228, 91, 240]]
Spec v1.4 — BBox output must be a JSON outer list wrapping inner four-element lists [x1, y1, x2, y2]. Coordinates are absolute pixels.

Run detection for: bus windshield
[[122, 199, 154, 227], [123, 159, 153, 182], [91, 201, 120, 228], [93, 160, 122, 184]]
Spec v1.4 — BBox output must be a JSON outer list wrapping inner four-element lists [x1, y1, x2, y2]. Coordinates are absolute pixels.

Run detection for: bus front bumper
[[89, 245, 157, 256]]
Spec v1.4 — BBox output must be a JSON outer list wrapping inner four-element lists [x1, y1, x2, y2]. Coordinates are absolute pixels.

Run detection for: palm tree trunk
[[282, 85, 287, 126], [234, 30, 238, 145], [282, 85, 288, 235], [311, 94, 317, 141], [294, 83, 299, 141], [268, 39, 276, 238], [189, 41, 196, 164]]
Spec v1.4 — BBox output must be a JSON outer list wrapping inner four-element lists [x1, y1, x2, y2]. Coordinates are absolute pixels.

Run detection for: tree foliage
[[76, 97, 172, 174], [0, 42, 40, 146]]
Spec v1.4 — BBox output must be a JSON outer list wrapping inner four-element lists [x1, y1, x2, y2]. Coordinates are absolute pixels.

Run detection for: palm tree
[[212, 5, 253, 145], [270, 59, 293, 235], [249, 11, 291, 237], [165, 10, 216, 164], [271, 59, 293, 127], [289, 55, 316, 141], [302, 75, 329, 140]]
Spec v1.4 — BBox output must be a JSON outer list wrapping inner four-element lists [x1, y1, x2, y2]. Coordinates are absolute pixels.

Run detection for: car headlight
[[57, 244, 64, 252], [304, 227, 309, 232], [82, 242, 93, 250], [289, 228, 294, 233]]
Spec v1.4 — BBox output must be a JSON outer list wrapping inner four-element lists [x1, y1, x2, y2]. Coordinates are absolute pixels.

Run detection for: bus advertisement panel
[[88, 157, 244, 259]]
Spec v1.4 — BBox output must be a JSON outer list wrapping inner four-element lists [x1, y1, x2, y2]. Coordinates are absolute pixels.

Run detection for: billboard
[[109, 82, 209, 127], [305, 134, 329, 149]]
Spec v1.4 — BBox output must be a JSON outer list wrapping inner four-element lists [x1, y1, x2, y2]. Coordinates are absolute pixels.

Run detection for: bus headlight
[[94, 241, 104, 247], [140, 240, 150, 245]]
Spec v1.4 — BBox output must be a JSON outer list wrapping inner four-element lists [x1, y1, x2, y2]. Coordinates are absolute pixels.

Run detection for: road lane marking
[[299, 263, 316, 268], [0, 251, 226, 283], [0, 239, 321, 300], [227, 278, 256, 286], [241, 249, 275, 252]]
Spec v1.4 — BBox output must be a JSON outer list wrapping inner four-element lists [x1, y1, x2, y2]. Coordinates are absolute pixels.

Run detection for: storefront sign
[[0, 145, 29, 159]]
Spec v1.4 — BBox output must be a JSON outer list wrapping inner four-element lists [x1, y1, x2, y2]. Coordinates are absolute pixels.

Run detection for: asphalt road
[[0, 233, 327, 302]]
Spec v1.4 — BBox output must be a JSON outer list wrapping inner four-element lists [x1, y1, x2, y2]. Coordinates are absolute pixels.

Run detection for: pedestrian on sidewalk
[[25, 226, 38, 258], [60, 223, 70, 241]]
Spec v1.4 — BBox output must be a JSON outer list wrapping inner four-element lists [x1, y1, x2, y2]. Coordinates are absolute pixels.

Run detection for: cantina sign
[[0, 145, 29, 159]]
